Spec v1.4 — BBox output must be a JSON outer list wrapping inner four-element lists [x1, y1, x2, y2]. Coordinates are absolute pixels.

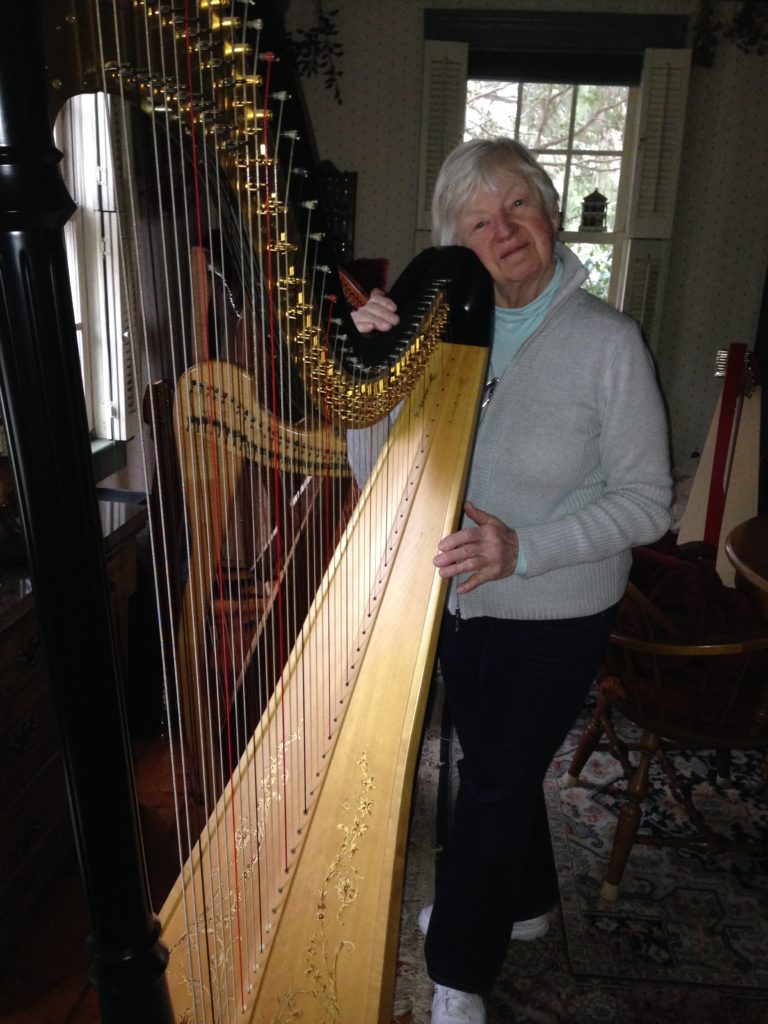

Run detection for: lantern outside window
[[580, 189, 607, 231]]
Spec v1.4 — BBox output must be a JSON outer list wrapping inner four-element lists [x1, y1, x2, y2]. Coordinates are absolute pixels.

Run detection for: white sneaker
[[418, 903, 549, 941], [432, 984, 486, 1024], [510, 913, 550, 940]]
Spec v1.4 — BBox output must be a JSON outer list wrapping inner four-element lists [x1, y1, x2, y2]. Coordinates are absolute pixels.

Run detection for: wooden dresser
[[0, 500, 146, 949]]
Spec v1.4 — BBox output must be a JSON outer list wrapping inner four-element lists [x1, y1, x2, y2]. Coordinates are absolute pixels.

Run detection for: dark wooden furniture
[[564, 581, 768, 901], [726, 514, 768, 622], [0, 500, 146, 949], [317, 159, 357, 261]]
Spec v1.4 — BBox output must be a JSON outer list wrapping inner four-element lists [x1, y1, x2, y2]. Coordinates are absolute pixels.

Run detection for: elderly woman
[[353, 138, 671, 1024]]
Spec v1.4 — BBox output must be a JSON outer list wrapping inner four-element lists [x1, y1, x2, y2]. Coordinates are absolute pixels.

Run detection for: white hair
[[431, 138, 561, 246]]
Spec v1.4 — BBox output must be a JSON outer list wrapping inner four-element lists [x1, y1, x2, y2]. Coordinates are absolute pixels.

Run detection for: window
[[55, 93, 137, 473], [464, 79, 633, 302]]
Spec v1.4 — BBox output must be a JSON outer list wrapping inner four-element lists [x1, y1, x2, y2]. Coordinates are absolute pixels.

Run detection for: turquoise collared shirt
[[489, 257, 564, 378]]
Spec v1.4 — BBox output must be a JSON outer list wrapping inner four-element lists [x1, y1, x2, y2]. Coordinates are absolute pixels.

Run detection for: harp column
[[0, 4, 172, 1022]]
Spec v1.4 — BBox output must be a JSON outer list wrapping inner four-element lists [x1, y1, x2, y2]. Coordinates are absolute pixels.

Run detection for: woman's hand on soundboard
[[350, 288, 400, 333], [433, 501, 519, 594]]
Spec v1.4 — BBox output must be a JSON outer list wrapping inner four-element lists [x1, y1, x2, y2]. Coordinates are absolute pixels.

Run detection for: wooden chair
[[564, 577, 768, 901]]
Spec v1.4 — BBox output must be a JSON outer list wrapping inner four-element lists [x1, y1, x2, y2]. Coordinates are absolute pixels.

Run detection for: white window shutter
[[626, 48, 691, 241], [621, 48, 690, 352], [620, 238, 669, 355], [415, 40, 468, 237]]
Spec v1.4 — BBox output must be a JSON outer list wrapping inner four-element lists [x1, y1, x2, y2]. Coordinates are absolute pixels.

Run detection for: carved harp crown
[[0, 2, 492, 1022]]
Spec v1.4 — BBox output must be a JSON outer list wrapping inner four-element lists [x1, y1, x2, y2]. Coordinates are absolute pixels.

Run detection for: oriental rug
[[393, 683, 768, 1024]]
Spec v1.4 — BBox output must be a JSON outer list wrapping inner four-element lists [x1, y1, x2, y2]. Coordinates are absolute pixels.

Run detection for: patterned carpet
[[393, 683, 768, 1024]]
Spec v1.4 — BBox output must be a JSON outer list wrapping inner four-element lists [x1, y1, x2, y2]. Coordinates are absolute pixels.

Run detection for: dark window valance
[[424, 10, 689, 85]]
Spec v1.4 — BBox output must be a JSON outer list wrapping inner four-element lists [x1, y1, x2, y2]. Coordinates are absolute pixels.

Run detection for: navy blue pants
[[424, 606, 617, 994]]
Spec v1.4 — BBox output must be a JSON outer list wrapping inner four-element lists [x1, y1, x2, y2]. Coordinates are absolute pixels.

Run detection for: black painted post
[[0, 3, 172, 1020]]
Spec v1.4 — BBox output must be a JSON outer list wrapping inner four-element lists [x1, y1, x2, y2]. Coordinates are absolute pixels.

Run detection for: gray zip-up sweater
[[449, 244, 672, 622]]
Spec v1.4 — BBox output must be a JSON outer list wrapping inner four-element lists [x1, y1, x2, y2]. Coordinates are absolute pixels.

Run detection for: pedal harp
[[0, 2, 492, 1021]]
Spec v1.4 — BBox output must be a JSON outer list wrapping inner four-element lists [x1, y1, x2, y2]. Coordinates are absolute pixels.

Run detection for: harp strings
[[87, 2, 210, 1014], [107, 2, 242, 1010], [193, 12, 275, 1006], [80, 2, 435, 1017], [158, 6, 240, 1011]]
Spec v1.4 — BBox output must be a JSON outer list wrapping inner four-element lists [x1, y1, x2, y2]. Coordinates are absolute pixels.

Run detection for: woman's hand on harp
[[433, 501, 519, 595], [350, 288, 400, 333]]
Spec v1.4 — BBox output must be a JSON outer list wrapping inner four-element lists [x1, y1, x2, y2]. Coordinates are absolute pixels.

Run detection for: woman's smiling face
[[457, 171, 559, 309]]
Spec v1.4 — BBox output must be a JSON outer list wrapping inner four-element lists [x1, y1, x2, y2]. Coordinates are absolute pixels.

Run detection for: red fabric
[[611, 534, 768, 740], [621, 532, 765, 641], [339, 258, 389, 309]]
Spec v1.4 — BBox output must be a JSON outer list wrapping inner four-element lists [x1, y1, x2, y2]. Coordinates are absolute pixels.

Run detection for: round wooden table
[[725, 515, 768, 622]]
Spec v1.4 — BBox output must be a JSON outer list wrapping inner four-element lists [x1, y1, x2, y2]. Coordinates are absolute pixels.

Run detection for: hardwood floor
[[2, 859, 99, 1024], [1, 734, 188, 1024]]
